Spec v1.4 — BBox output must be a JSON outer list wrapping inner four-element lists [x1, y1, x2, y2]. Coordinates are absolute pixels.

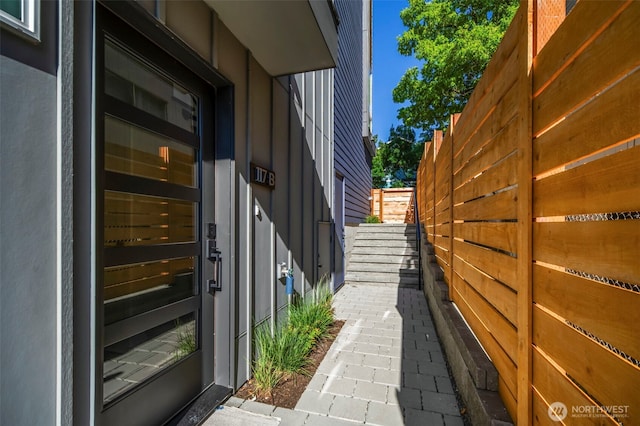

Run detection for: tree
[[371, 125, 424, 188], [393, 0, 518, 135], [371, 135, 387, 188]]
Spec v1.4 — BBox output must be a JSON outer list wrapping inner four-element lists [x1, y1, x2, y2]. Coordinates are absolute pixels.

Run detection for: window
[[0, 0, 39, 40]]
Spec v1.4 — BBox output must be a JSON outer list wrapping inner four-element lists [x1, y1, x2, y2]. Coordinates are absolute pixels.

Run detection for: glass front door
[[97, 10, 215, 424]]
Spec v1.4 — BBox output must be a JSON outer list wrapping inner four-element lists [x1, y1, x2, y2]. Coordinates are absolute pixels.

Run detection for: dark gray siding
[[0, 3, 59, 423], [334, 0, 372, 224]]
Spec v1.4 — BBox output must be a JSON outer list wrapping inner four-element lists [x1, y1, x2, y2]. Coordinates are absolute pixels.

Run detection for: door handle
[[207, 240, 222, 294]]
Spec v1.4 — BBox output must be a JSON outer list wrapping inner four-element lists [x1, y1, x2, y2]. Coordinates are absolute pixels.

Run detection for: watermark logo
[[548, 402, 568, 421], [548, 402, 630, 421]]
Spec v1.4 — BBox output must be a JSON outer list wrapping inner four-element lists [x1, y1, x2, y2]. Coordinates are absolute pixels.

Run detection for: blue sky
[[372, 0, 421, 142]]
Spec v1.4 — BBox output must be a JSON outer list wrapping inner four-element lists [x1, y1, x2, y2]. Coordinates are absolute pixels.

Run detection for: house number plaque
[[251, 163, 276, 189]]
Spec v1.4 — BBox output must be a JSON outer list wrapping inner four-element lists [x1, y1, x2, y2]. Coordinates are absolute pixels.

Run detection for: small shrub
[[252, 357, 282, 397], [311, 275, 333, 306], [273, 326, 311, 374], [365, 215, 381, 223], [251, 277, 335, 395]]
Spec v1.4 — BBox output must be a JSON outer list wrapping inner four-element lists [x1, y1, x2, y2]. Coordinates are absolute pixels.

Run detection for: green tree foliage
[[393, 0, 518, 134], [371, 125, 424, 188]]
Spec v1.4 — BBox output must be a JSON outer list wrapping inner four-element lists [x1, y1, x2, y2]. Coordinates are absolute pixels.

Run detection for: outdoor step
[[349, 254, 419, 266], [347, 263, 418, 274], [356, 226, 416, 235], [353, 239, 416, 248], [358, 223, 416, 228], [351, 246, 418, 256], [344, 280, 419, 288], [356, 229, 416, 235], [345, 272, 420, 285], [355, 233, 416, 242]]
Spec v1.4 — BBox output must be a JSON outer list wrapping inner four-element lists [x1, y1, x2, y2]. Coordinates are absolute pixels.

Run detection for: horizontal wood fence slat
[[415, 1, 640, 423], [453, 221, 517, 254], [452, 273, 518, 363], [452, 280, 518, 394], [533, 67, 640, 175], [533, 144, 640, 217], [532, 348, 617, 426], [533, 305, 640, 426], [533, 264, 640, 363], [533, 220, 640, 285], [453, 256, 517, 326]]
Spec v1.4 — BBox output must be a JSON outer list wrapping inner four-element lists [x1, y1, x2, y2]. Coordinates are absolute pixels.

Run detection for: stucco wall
[[0, 55, 57, 426]]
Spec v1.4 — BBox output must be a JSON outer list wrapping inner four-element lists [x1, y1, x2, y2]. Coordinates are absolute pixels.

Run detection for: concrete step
[[355, 228, 416, 234], [347, 263, 418, 274], [358, 224, 416, 229], [351, 246, 418, 256], [345, 280, 419, 288], [345, 272, 420, 286], [355, 230, 416, 239], [353, 239, 416, 248], [349, 254, 419, 266]]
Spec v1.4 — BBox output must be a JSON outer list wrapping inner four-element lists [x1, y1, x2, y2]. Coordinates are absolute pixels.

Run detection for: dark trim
[[213, 85, 236, 388], [105, 171, 200, 202], [104, 297, 199, 346], [104, 243, 200, 267], [95, 22, 108, 410], [164, 383, 233, 426], [0, 0, 56, 75], [104, 96, 200, 148], [101, 353, 202, 425], [99, 0, 231, 89], [72, 1, 95, 424]]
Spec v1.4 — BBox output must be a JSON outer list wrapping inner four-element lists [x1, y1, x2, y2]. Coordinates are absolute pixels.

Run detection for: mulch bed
[[233, 320, 345, 409]]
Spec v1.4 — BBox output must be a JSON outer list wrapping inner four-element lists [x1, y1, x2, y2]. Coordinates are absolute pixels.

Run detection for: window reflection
[[104, 257, 195, 325], [105, 39, 198, 133], [104, 191, 195, 247], [105, 116, 196, 187], [103, 313, 197, 403]]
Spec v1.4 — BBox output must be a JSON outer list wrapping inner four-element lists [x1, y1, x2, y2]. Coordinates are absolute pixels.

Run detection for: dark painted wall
[[334, 0, 372, 224]]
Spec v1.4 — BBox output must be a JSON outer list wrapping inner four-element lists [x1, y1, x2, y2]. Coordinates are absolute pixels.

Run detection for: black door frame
[[72, 2, 236, 424]]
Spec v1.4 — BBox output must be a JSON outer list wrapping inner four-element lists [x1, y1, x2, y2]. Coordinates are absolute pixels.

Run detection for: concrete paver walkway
[[217, 283, 463, 425]]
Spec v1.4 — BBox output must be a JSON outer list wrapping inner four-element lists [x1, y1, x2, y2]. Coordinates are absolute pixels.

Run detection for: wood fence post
[[516, 1, 534, 424], [380, 189, 384, 223], [449, 114, 460, 300], [370, 189, 374, 216], [433, 131, 441, 250]]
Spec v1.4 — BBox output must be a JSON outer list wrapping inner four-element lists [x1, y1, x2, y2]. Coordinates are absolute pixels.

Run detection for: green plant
[[288, 278, 334, 352], [252, 320, 310, 394], [394, 0, 518, 133], [311, 274, 333, 305], [273, 326, 311, 374], [365, 215, 381, 223], [250, 277, 335, 395], [252, 357, 282, 397], [174, 320, 197, 361]]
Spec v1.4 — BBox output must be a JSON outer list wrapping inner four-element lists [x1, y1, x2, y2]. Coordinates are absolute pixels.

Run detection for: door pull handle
[[207, 240, 222, 293]]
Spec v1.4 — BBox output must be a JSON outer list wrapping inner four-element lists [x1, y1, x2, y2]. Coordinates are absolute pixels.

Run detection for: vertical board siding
[[334, 0, 371, 223], [415, 1, 640, 423]]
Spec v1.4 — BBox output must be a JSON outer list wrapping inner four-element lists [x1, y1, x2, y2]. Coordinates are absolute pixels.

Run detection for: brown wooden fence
[[370, 188, 414, 223], [416, 1, 640, 424]]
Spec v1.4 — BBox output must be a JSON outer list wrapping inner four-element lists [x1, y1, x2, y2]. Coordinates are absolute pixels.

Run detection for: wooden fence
[[370, 188, 414, 223], [416, 1, 640, 424]]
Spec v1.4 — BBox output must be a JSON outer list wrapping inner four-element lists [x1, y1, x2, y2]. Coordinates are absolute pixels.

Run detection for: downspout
[[270, 78, 275, 333], [245, 51, 253, 382], [287, 75, 293, 305]]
